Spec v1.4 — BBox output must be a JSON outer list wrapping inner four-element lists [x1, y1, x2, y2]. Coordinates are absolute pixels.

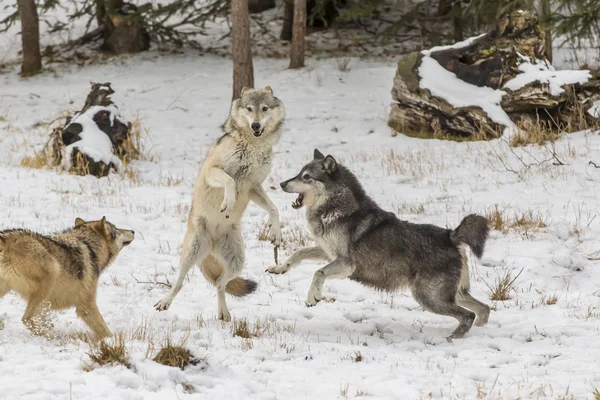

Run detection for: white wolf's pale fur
[[154, 86, 285, 321]]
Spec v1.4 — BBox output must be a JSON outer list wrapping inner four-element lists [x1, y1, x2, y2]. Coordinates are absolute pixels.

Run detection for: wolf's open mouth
[[253, 128, 264, 137], [122, 240, 133, 246], [292, 194, 304, 209]]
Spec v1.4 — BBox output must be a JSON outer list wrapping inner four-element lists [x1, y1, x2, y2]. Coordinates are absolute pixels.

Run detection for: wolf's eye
[[246, 107, 252, 112], [302, 173, 310, 181], [262, 106, 268, 112]]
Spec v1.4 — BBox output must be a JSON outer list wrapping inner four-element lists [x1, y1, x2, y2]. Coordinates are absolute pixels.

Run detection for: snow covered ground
[[2, 49, 600, 399]]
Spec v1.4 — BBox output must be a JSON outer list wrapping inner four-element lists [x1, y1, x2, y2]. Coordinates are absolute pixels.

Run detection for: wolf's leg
[[456, 289, 490, 327], [206, 167, 236, 218], [21, 274, 56, 334], [267, 246, 330, 274], [76, 301, 112, 339], [306, 258, 355, 307], [249, 185, 281, 246], [0, 281, 10, 298], [214, 225, 245, 322], [154, 220, 212, 311], [411, 280, 476, 340]]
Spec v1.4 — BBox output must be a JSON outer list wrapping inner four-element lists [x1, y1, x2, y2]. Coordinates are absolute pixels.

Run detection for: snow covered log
[[48, 82, 138, 177], [389, 10, 600, 139]]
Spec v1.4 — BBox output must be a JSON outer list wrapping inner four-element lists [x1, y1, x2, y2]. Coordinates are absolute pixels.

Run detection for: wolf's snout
[[251, 122, 262, 136], [280, 181, 289, 191]]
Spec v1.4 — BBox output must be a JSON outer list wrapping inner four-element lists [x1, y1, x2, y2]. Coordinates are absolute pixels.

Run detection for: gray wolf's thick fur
[[268, 149, 490, 339], [154, 86, 285, 321], [0, 217, 134, 338]]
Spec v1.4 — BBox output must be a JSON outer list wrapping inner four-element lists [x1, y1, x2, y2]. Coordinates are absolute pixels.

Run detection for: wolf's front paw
[[154, 298, 172, 311], [267, 220, 282, 247], [266, 264, 290, 274], [220, 195, 236, 219]]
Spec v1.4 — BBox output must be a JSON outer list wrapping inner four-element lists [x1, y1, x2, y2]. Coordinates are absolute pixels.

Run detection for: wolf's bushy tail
[[201, 255, 258, 298], [451, 214, 490, 259]]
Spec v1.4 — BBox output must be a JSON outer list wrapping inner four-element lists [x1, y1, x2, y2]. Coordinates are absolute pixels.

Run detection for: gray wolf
[[0, 217, 134, 338], [268, 149, 490, 339], [154, 86, 285, 321]]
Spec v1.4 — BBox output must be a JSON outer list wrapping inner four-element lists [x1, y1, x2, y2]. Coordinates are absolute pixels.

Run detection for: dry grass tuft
[[486, 204, 505, 231], [20, 147, 54, 169], [232, 318, 252, 339], [510, 118, 560, 148], [153, 340, 199, 370], [593, 388, 600, 400], [545, 295, 558, 305], [487, 268, 523, 301], [87, 333, 132, 369], [485, 205, 547, 233]]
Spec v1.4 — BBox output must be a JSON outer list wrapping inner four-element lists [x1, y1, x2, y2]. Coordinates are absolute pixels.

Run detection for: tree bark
[[95, 0, 106, 27], [289, 0, 306, 69], [280, 0, 294, 41], [17, 0, 42, 75], [101, 0, 150, 54], [451, 0, 463, 43], [231, 0, 254, 99], [540, 0, 552, 63]]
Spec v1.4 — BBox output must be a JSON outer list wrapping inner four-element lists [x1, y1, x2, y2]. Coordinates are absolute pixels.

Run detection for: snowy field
[[2, 46, 600, 400]]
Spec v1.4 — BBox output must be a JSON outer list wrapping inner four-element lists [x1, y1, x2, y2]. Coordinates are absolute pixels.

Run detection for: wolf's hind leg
[[154, 220, 212, 311], [21, 273, 56, 335], [267, 246, 330, 275], [306, 258, 355, 307], [456, 289, 490, 326], [411, 279, 475, 340], [77, 301, 112, 339], [0, 281, 10, 298], [214, 226, 245, 322]]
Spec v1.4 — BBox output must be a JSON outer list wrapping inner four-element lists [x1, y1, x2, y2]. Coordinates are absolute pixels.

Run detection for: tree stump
[[388, 10, 600, 140], [101, 1, 150, 54], [46, 83, 140, 178]]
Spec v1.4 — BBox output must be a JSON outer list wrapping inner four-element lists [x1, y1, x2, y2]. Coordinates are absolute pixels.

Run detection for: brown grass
[[509, 118, 559, 148], [87, 333, 132, 369], [487, 268, 523, 301], [485, 205, 548, 233], [153, 340, 199, 370]]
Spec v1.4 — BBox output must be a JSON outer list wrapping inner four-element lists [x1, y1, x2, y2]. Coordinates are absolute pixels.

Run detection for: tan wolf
[[154, 86, 285, 321], [0, 217, 134, 338]]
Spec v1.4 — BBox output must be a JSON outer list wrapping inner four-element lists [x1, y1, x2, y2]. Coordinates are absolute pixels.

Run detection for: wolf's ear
[[241, 86, 250, 96], [75, 218, 86, 227], [313, 149, 325, 159], [264, 85, 273, 94], [323, 155, 337, 173], [99, 216, 107, 228]]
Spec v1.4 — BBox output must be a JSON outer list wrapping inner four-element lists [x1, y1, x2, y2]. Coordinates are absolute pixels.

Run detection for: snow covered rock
[[389, 10, 600, 140]]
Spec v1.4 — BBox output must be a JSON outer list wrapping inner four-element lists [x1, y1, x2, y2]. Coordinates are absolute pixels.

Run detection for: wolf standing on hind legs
[[154, 86, 285, 321], [268, 149, 491, 339]]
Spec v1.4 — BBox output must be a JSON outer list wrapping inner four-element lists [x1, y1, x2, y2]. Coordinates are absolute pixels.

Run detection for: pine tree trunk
[[289, 0, 306, 69], [451, 0, 463, 43], [95, 0, 106, 27], [232, 0, 254, 99], [280, 0, 294, 41], [540, 0, 552, 63], [17, 0, 42, 75]]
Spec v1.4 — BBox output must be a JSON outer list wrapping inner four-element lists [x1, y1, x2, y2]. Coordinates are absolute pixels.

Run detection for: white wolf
[[155, 86, 285, 321]]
